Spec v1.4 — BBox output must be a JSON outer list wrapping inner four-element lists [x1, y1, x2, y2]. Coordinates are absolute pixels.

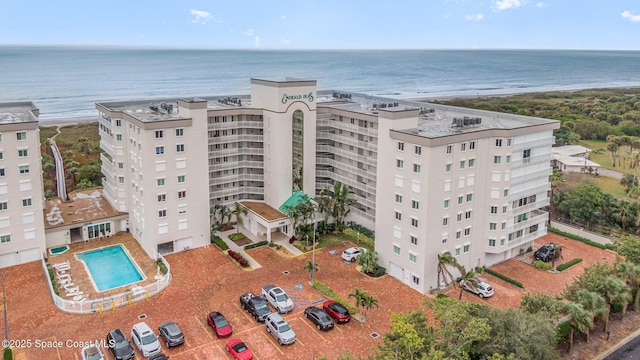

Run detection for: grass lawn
[[580, 139, 640, 177], [590, 175, 628, 199], [293, 231, 362, 253]]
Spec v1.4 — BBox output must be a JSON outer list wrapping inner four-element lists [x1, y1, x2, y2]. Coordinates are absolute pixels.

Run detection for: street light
[[0, 273, 7, 345], [311, 222, 317, 283]]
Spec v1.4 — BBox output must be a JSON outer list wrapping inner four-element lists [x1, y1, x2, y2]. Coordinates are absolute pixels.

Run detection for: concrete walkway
[[217, 227, 303, 270]]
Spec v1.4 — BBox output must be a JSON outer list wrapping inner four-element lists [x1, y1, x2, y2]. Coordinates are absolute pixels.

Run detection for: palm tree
[[616, 260, 640, 312], [349, 288, 378, 323], [549, 169, 565, 223], [303, 260, 319, 278], [219, 205, 232, 229], [599, 276, 631, 332], [572, 289, 607, 343], [437, 252, 464, 289], [315, 189, 334, 233], [612, 200, 635, 230], [458, 268, 479, 300], [232, 202, 248, 234], [606, 141, 618, 167], [562, 302, 593, 353], [331, 182, 356, 232], [357, 250, 378, 275]]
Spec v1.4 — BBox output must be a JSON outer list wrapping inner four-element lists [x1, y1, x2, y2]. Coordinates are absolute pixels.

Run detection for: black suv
[[534, 243, 562, 262], [106, 329, 135, 360]]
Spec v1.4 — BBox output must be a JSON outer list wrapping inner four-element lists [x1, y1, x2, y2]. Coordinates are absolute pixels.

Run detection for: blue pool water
[[77, 245, 144, 291]]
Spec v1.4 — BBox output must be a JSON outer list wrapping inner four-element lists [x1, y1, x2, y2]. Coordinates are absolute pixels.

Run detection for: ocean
[[1, 46, 640, 121]]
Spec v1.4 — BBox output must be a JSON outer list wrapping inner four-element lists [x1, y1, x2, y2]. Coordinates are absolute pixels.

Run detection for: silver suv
[[265, 313, 296, 345]]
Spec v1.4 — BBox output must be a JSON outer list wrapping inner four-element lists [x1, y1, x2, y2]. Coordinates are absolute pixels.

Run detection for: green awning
[[279, 191, 311, 215]]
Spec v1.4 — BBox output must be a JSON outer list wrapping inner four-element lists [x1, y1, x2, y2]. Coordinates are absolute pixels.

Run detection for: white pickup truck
[[261, 284, 294, 313]]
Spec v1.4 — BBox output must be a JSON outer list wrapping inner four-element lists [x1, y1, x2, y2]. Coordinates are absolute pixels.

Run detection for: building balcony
[[208, 160, 264, 172], [209, 147, 264, 156], [208, 120, 264, 130], [506, 225, 547, 250], [316, 145, 377, 167], [512, 138, 554, 151], [99, 139, 114, 158], [507, 210, 548, 233]]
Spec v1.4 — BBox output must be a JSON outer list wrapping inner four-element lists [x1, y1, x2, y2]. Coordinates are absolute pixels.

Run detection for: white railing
[[42, 253, 171, 315]]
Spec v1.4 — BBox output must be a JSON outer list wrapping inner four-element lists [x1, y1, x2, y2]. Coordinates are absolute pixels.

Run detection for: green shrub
[[534, 260, 553, 271], [346, 222, 375, 239], [156, 259, 168, 274], [373, 266, 386, 277], [244, 240, 268, 250], [484, 268, 525, 289], [548, 228, 607, 249], [47, 265, 60, 296], [311, 281, 358, 314], [556, 258, 583, 272], [211, 235, 229, 250], [229, 233, 246, 241], [343, 228, 375, 250], [436, 293, 449, 299], [3, 347, 12, 360], [556, 320, 571, 341]]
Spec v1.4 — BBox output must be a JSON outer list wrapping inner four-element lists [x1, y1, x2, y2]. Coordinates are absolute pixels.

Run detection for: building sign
[[282, 92, 314, 104], [278, 221, 286, 225]]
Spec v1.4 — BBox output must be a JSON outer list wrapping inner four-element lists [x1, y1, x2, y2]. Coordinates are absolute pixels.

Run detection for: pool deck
[[46, 232, 160, 300]]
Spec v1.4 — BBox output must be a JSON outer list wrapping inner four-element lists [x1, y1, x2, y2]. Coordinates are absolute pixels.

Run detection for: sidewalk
[[217, 227, 304, 270]]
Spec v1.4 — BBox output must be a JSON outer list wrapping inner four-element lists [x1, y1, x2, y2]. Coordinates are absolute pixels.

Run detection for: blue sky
[[1, 0, 639, 50]]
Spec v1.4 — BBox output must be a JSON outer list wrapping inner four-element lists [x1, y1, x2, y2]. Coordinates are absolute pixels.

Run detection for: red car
[[207, 311, 233, 338], [322, 300, 351, 323], [226, 338, 253, 360]]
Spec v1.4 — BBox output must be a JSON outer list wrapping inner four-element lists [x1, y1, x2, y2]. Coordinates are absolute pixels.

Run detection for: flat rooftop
[[44, 188, 126, 229], [0, 101, 39, 124], [240, 201, 288, 222]]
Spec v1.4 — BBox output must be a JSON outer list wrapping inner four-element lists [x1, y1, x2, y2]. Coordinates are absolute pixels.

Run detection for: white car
[[342, 247, 366, 262], [131, 322, 162, 357], [81, 345, 105, 360], [461, 280, 494, 298]]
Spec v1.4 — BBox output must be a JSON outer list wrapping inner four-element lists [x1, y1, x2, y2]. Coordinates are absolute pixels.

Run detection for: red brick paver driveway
[[1, 240, 427, 359]]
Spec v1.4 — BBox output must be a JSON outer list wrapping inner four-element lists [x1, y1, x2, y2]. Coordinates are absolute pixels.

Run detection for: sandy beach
[[39, 116, 98, 127]]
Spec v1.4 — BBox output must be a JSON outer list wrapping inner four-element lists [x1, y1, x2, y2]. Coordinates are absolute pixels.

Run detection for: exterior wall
[[0, 104, 47, 267]]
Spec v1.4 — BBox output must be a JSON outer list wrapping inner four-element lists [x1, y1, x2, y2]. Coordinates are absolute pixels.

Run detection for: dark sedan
[[304, 306, 334, 331], [158, 321, 185, 348], [105, 329, 135, 360]]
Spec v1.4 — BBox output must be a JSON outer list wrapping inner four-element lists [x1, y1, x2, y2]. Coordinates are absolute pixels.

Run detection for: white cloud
[[254, 36, 261, 48], [622, 10, 640, 22], [465, 13, 484, 22], [536, 2, 548, 8], [281, 39, 291, 45], [190, 9, 213, 24], [493, 0, 527, 11]]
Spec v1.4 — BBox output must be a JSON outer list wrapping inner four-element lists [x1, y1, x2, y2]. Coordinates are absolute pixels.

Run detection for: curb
[[594, 327, 640, 360]]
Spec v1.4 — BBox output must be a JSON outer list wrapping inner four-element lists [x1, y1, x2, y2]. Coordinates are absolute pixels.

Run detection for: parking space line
[[333, 324, 344, 333], [235, 302, 256, 323], [260, 330, 285, 355], [215, 343, 229, 359], [299, 315, 326, 341], [235, 323, 265, 336], [195, 315, 213, 339]]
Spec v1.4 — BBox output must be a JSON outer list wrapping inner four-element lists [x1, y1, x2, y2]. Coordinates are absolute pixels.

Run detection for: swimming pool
[[77, 244, 144, 292]]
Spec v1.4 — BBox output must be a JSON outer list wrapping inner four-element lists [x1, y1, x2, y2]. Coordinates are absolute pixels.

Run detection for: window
[[464, 228, 471, 236], [178, 190, 186, 198], [413, 164, 421, 173], [443, 217, 449, 226], [489, 222, 497, 230], [118, 162, 124, 169], [0, 235, 10, 244], [18, 149, 28, 157], [116, 119, 122, 127], [457, 213, 463, 222], [176, 144, 185, 152], [411, 235, 418, 245], [116, 134, 122, 141], [393, 245, 401, 255], [489, 239, 496, 247], [490, 206, 498, 214], [22, 198, 32, 207], [156, 146, 165, 155], [495, 139, 503, 147], [469, 140, 476, 150], [455, 247, 461, 256], [445, 163, 452, 172], [504, 189, 509, 197], [158, 209, 167, 218], [19, 180, 31, 191], [0, 202, 6, 211], [16, 132, 26, 141], [441, 234, 447, 244], [502, 222, 507, 230], [461, 143, 466, 151], [465, 210, 472, 219], [155, 130, 164, 139], [19, 165, 29, 174], [458, 196, 464, 205], [411, 218, 419, 227], [466, 193, 473, 202], [0, 152, 3, 160], [463, 244, 470, 253], [411, 200, 419, 210], [412, 275, 420, 285], [500, 237, 505, 246], [494, 155, 502, 164], [157, 194, 166, 202], [523, 149, 531, 161], [395, 194, 403, 203], [460, 160, 465, 169], [395, 211, 402, 221], [157, 178, 165, 186], [397, 141, 404, 151], [176, 128, 184, 137], [118, 176, 125, 184], [503, 205, 508, 213], [0, 168, 3, 177], [456, 230, 461, 239], [396, 159, 404, 168], [178, 205, 187, 214], [507, 138, 512, 146], [506, 155, 511, 164], [444, 199, 450, 208], [414, 145, 421, 155], [468, 158, 475, 168], [177, 175, 185, 183], [394, 227, 402, 239], [409, 253, 417, 263]]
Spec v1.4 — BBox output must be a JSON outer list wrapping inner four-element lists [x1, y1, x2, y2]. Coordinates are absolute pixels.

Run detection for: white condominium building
[[0, 102, 46, 267], [96, 78, 559, 294]]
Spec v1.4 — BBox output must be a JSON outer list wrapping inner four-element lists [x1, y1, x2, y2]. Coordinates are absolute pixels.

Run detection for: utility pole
[[1, 273, 8, 345], [311, 222, 317, 283]]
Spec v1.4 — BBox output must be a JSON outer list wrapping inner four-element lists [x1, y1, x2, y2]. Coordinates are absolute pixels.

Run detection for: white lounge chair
[[54, 264, 71, 272], [64, 285, 79, 293], [66, 290, 83, 297], [56, 273, 71, 281], [58, 278, 73, 286], [52, 261, 70, 270], [72, 295, 86, 302]]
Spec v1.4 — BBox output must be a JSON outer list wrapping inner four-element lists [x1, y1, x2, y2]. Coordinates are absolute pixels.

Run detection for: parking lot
[[4, 239, 426, 359]]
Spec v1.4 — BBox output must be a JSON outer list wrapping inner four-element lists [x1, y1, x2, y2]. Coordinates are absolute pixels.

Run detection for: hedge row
[[343, 228, 375, 250], [47, 265, 60, 296], [556, 258, 583, 272], [229, 233, 245, 241], [311, 281, 358, 314], [484, 268, 525, 289], [211, 235, 229, 250], [534, 260, 553, 271], [4, 348, 12, 360], [245, 240, 268, 250], [548, 228, 608, 250], [346, 221, 375, 239], [227, 249, 250, 268]]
